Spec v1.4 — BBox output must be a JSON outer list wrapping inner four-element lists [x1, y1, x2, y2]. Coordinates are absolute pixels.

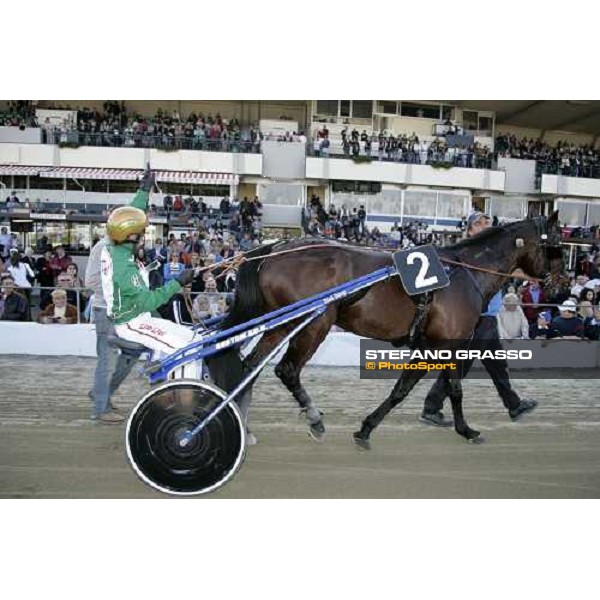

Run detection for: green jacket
[[100, 189, 181, 325]]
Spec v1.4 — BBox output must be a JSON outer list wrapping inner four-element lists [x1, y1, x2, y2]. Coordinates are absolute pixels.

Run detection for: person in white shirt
[[0, 227, 14, 260], [497, 293, 530, 339], [6, 249, 34, 289]]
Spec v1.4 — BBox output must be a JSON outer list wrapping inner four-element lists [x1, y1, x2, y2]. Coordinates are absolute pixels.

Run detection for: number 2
[[407, 251, 439, 289]]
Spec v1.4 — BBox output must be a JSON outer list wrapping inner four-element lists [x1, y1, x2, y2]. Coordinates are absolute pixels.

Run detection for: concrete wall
[[0, 143, 263, 175], [0, 127, 42, 144], [498, 157, 537, 194], [261, 140, 306, 179], [2, 323, 599, 371], [306, 157, 505, 192], [542, 174, 600, 199]]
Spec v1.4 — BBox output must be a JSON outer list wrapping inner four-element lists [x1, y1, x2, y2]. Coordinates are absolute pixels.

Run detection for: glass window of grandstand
[[436, 194, 469, 220], [107, 179, 138, 194], [28, 176, 65, 191], [70, 223, 93, 252], [66, 178, 108, 193], [258, 183, 303, 206], [478, 115, 493, 136], [404, 191, 437, 218], [462, 110, 479, 132], [31, 222, 70, 250], [92, 223, 107, 243], [558, 200, 588, 226], [339, 101, 351, 118], [377, 101, 398, 115], [11, 176, 28, 191], [369, 190, 402, 215], [351, 101, 373, 120], [315, 101, 339, 118], [441, 105, 455, 121], [488, 197, 526, 220], [400, 102, 440, 119], [587, 203, 600, 226]]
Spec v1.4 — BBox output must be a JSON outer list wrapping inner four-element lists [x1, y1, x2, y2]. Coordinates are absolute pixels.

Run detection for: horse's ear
[[548, 210, 559, 226]]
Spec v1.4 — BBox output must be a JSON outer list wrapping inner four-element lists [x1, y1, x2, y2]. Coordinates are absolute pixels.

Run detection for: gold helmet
[[106, 207, 148, 244]]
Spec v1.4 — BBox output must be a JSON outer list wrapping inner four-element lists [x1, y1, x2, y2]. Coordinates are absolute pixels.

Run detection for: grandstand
[[2, 99, 600, 254]]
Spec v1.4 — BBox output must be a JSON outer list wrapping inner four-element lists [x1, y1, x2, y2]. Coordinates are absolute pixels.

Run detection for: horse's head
[[514, 211, 563, 284]]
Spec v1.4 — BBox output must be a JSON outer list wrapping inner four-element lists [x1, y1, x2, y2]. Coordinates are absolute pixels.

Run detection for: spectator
[[0, 227, 15, 260], [578, 300, 594, 321], [520, 280, 547, 337], [65, 262, 85, 290], [192, 277, 226, 321], [37, 289, 78, 324], [358, 205, 367, 237], [0, 276, 29, 321], [547, 300, 584, 338], [173, 195, 184, 212], [49, 245, 72, 278], [220, 197, 231, 214], [579, 287, 596, 305], [583, 304, 600, 340], [40, 272, 80, 311], [163, 252, 185, 283], [158, 282, 196, 326], [136, 246, 148, 267], [6, 249, 35, 290], [35, 249, 55, 307], [497, 293, 530, 339]]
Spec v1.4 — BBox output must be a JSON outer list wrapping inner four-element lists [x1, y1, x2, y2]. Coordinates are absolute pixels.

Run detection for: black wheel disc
[[126, 381, 246, 495]]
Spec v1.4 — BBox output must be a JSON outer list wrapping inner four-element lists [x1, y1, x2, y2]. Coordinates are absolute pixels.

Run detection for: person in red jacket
[[49, 245, 72, 279], [520, 280, 546, 338]]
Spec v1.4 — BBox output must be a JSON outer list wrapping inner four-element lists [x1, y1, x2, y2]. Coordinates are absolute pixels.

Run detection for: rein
[[438, 257, 543, 284]]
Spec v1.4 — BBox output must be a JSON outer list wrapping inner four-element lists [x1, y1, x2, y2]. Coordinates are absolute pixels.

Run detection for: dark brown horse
[[212, 212, 562, 448]]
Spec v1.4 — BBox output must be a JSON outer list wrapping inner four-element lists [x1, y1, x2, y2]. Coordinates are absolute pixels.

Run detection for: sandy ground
[[0, 355, 599, 498]]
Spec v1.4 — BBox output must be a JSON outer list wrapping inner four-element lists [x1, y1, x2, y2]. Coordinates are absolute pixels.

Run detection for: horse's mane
[[446, 219, 536, 251]]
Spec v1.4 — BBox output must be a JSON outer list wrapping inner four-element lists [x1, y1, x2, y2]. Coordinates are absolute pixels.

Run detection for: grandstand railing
[[41, 130, 262, 153], [17, 285, 234, 325], [307, 145, 495, 170]]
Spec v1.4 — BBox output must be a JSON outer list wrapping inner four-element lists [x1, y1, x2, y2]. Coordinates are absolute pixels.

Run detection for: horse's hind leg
[[354, 366, 428, 450], [446, 373, 483, 443], [274, 309, 336, 441]]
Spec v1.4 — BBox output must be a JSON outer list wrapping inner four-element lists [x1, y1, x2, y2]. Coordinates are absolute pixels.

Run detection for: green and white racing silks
[[100, 189, 182, 325]]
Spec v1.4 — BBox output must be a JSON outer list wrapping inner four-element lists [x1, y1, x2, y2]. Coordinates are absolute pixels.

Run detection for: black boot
[[509, 399, 538, 421], [419, 410, 453, 427]]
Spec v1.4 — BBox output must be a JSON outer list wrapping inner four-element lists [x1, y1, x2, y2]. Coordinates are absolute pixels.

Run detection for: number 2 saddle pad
[[392, 244, 450, 296]]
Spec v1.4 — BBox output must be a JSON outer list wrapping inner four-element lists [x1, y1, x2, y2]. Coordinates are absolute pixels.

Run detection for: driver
[[100, 168, 197, 367], [420, 212, 538, 426]]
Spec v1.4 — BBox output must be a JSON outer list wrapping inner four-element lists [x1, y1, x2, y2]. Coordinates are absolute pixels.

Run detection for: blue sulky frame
[[145, 266, 398, 447]]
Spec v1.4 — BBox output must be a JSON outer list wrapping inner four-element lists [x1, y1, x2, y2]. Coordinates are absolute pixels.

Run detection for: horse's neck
[[457, 233, 521, 301]]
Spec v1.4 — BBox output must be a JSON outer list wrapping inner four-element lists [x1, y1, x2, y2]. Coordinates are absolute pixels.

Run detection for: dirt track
[[1, 356, 599, 498]]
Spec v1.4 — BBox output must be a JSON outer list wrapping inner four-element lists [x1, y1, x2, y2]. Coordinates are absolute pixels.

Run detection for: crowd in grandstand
[[311, 126, 494, 169], [1, 101, 310, 151], [0, 194, 265, 325], [2, 209, 600, 340], [495, 133, 600, 178]]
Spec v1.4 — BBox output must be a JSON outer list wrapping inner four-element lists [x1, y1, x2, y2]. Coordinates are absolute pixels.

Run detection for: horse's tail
[[220, 241, 278, 329], [206, 241, 278, 402]]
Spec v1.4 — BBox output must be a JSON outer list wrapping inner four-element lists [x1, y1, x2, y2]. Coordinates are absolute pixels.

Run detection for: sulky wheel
[[126, 380, 246, 496]]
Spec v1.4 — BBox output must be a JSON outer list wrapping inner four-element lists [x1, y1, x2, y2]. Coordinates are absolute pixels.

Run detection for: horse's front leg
[[446, 371, 484, 443], [354, 366, 427, 450]]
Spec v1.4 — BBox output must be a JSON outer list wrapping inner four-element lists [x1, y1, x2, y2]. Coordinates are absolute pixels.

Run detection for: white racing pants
[[115, 313, 201, 379]]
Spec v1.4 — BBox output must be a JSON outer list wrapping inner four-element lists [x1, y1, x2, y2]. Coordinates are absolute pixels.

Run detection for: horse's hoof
[[468, 433, 485, 444], [308, 421, 326, 442], [353, 432, 371, 451]]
